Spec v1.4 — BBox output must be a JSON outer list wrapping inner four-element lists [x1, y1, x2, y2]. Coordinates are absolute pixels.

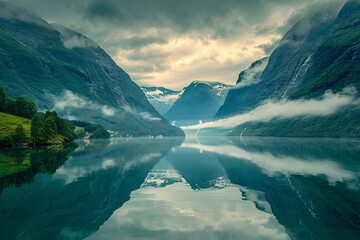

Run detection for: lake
[[0, 136, 359, 240]]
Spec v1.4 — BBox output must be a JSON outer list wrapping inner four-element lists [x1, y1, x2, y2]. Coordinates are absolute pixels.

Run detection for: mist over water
[[182, 87, 358, 131]]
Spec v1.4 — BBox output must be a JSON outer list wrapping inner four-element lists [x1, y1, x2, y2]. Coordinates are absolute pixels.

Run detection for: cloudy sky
[[5, 0, 346, 89]]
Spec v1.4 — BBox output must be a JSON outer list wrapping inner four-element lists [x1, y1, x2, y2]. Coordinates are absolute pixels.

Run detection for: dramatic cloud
[[4, 0, 347, 89], [0, 1, 46, 27], [183, 87, 358, 130]]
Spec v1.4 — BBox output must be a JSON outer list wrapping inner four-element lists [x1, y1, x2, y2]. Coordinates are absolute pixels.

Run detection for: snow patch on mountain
[[141, 86, 182, 115]]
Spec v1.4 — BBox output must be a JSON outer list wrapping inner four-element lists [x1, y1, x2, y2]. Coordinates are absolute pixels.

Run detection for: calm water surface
[[0, 137, 359, 240]]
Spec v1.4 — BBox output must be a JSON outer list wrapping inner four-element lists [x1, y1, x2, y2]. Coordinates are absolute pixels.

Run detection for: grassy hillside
[[0, 111, 67, 144], [0, 112, 31, 138]]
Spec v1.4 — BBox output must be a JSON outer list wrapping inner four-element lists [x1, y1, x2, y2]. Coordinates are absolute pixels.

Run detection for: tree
[[44, 116, 57, 140], [90, 126, 110, 139], [14, 97, 37, 118], [23, 101, 37, 118], [0, 87, 6, 112], [11, 124, 27, 144], [30, 114, 45, 143], [0, 88, 37, 118]]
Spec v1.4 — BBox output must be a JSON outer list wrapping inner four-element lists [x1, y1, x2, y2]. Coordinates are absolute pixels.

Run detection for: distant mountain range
[[164, 81, 231, 124], [0, 2, 183, 137]]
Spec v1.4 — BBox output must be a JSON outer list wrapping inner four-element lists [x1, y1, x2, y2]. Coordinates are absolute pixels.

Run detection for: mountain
[[0, 2, 183, 137], [165, 81, 231, 123], [289, 0, 360, 99], [215, 57, 268, 118], [141, 86, 182, 115], [221, 1, 360, 138], [216, 7, 340, 118]]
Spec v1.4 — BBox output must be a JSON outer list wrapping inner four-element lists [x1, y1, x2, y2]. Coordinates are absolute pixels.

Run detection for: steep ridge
[[215, 8, 339, 118], [215, 57, 268, 118]]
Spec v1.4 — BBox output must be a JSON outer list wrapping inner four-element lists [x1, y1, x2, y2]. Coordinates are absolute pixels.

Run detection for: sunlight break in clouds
[[115, 31, 279, 89], [183, 87, 358, 130]]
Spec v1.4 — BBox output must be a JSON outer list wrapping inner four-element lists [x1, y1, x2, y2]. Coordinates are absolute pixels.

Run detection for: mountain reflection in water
[[0, 137, 359, 240]]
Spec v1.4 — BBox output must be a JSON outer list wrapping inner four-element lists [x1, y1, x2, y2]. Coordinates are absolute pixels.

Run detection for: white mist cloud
[[183, 87, 357, 130], [139, 112, 162, 121], [232, 58, 269, 89], [0, 2, 50, 28], [101, 106, 115, 116], [122, 104, 162, 122], [51, 90, 115, 117], [52, 24, 98, 49], [62, 35, 98, 49]]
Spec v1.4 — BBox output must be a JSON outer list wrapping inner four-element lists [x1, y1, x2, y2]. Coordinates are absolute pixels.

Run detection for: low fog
[[50, 90, 116, 119], [183, 86, 358, 130]]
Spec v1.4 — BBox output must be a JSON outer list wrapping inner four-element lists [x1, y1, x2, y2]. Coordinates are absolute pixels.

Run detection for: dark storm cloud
[[76, 0, 309, 33], [3, 0, 348, 88], [6, 0, 345, 44], [276, 0, 346, 34], [84, 0, 125, 23]]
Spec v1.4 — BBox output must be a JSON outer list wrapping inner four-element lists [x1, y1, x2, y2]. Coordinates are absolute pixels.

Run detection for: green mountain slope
[[0, 2, 183, 137], [290, 0, 360, 99], [227, 1, 360, 138]]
